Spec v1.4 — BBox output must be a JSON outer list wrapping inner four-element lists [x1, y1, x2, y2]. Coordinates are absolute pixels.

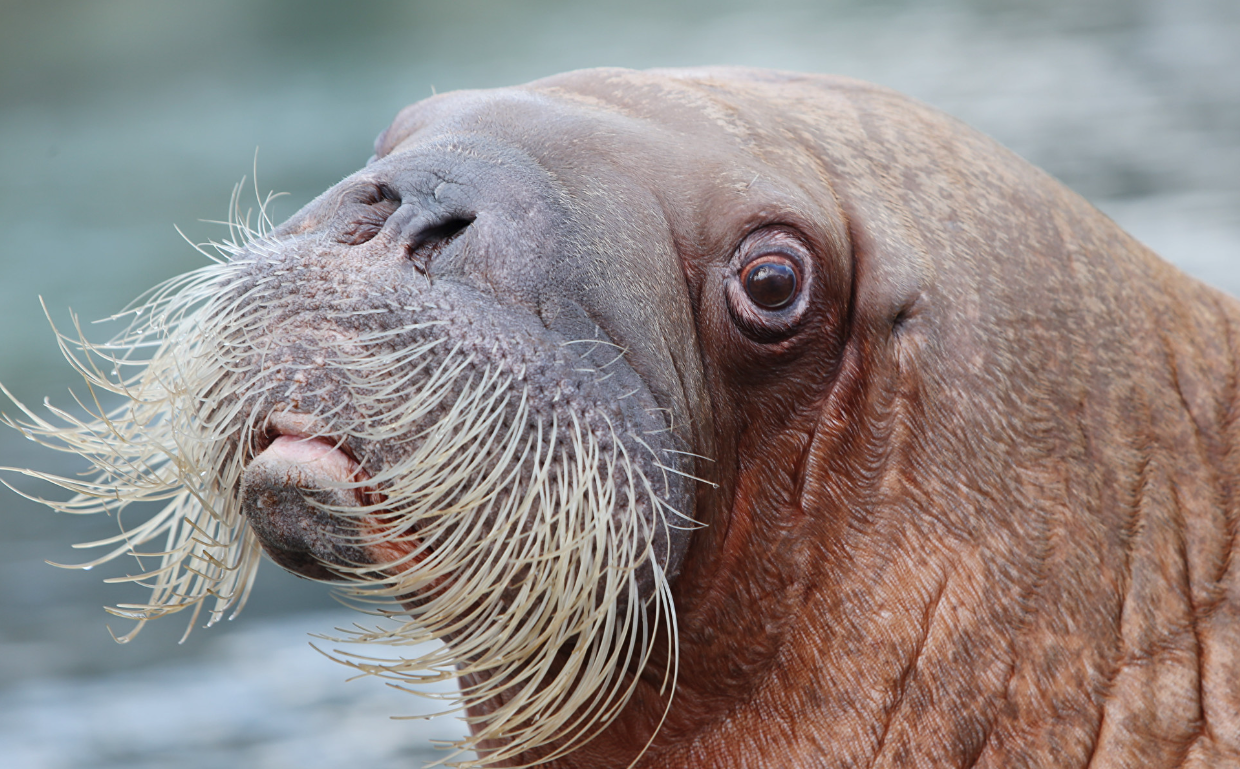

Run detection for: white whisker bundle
[[1, 184, 685, 767]]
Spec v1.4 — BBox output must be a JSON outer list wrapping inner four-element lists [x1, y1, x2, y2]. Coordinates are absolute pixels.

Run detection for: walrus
[[4, 67, 1238, 768]]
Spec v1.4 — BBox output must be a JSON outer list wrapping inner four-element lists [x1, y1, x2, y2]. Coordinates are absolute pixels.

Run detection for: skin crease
[[253, 68, 1239, 767]]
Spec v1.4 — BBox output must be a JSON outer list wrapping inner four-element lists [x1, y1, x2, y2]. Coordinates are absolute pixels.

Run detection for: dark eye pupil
[[745, 261, 798, 309]]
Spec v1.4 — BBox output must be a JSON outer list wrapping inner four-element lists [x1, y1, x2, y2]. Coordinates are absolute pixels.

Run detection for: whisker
[[3, 200, 687, 767]]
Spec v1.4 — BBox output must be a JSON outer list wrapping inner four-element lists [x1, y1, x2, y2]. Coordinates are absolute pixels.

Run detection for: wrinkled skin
[[233, 68, 1240, 766]]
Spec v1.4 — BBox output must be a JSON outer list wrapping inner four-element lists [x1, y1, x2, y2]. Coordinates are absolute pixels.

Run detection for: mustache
[[1, 194, 689, 765]]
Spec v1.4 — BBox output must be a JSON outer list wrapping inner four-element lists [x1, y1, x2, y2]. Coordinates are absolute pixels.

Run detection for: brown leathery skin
[[66, 63, 1229, 767], [356, 68, 1240, 767]]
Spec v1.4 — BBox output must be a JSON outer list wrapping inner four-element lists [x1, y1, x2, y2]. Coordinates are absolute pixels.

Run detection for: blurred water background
[[0, 0, 1236, 767]]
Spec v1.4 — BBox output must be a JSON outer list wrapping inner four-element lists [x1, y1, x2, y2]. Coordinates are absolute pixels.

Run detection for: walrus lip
[[240, 412, 420, 581], [256, 411, 352, 458], [251, 411, 372, 505]]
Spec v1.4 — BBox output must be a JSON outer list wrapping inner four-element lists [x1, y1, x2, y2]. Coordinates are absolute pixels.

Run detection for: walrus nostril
[[404, 216, 473, 273], [338, 182, 402, 246]]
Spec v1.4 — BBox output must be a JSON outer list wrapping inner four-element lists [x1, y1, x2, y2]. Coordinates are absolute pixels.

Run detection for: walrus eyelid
[[892, 305, 911, 329], [724, 225, 814, 343]]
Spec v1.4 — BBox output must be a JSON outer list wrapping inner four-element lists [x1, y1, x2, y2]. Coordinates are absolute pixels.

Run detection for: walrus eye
[[741, 257, 799, 309], [725, 226, 813, 342]]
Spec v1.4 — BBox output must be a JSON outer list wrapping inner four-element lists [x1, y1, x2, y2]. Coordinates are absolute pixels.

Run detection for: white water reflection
[[0, 611, 462, 769]]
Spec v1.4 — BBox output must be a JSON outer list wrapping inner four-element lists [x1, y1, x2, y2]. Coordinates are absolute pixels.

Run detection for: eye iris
[[744, 260, 798, 309]]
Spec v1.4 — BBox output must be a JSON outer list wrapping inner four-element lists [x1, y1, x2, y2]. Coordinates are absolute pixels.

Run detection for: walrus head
[[7, 67, 1239, 768]]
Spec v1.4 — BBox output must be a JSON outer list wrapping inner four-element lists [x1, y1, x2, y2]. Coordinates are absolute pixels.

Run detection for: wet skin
[[226, 68, 1240, 767]]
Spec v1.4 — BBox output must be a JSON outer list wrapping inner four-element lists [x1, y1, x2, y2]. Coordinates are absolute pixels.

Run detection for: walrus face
[[4, 71, 817, 761], [218, 83, 853, 643], [2, 68, 866, 766]]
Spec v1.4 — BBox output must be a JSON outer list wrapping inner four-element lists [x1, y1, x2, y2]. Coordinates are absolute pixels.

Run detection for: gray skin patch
[[226, 129, 698, 605]]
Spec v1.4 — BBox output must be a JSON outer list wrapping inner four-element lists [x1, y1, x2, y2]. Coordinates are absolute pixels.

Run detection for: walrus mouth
[[241, 410, 416, 583]]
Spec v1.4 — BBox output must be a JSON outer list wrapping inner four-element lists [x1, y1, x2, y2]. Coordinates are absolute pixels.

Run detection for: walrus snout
[[240, 434, 379, 581]]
